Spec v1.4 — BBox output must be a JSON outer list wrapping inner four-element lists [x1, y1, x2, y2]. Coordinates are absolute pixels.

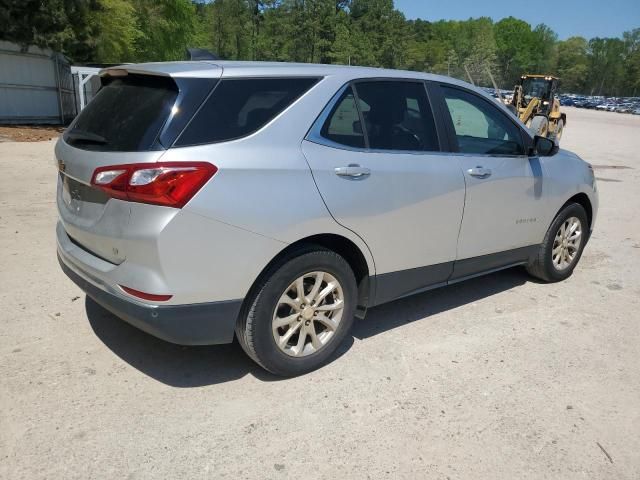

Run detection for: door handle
[[335, 164, 371, 180], [467, 166, 492, 179]]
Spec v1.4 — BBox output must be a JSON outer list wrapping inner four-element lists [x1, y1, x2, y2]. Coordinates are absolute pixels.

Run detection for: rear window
[[65, 75, 178, 152], [175, 77, 320, 147]]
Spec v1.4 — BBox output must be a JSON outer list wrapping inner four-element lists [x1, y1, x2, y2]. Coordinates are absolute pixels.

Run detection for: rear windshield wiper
[[66, 129, 108, 145]]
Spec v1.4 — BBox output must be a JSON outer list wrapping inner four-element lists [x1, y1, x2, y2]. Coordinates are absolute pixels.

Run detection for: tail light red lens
[[119, 285, 173, 302], [91, 162, 217, 208]]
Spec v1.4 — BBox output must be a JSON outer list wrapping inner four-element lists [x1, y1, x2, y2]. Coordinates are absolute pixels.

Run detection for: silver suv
[[56, 62, 598, 376]]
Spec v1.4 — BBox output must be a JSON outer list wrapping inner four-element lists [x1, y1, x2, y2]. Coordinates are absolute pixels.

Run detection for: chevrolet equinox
[[56, 62, 598, 376]]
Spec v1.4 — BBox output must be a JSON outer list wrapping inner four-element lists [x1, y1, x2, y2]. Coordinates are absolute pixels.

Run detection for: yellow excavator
[[507, 75, 566, 144]]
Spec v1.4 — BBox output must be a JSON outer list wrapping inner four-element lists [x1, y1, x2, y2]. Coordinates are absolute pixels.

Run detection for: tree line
[[2, 0, 639, 96]]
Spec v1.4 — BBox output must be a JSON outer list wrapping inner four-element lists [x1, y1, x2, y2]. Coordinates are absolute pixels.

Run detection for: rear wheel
[[526, 203, 588, 282], [530, 115, 549, 137], [236, 248, 357, 376]]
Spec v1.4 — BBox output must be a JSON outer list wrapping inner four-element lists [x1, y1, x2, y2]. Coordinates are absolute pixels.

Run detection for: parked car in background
[[560, 93, 640, 113], [56, 62, 598, 376]]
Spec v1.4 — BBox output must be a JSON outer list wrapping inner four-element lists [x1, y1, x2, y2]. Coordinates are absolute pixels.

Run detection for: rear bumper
[[58, 252, 242, 345]]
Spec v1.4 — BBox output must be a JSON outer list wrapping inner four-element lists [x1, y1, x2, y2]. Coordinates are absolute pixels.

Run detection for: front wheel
[[236, 248, 357, 376], [526, 203, 589, 282], [550, 119, 564, 144], [530, 115, 549, 137]]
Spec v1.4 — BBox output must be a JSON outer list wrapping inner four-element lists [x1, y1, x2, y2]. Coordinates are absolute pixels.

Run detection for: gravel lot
[[1, 107, 639, 479]]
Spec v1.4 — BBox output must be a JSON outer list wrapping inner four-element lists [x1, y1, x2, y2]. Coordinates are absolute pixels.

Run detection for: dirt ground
[[0, 125, 63, 143], [1, 107, 639, 479]]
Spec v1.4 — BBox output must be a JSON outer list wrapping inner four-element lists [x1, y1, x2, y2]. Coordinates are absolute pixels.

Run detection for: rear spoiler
[[100, 62, 222, 80]]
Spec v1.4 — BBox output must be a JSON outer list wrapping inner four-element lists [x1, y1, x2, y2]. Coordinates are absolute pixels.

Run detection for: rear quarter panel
[[161, 75, 377, 293]]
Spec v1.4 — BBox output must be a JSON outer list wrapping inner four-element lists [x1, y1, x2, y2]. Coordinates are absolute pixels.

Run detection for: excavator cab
[[522, 76, 557, 110]]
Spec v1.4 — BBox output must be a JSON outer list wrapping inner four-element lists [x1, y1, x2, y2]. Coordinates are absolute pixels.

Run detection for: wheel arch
[[561, 193, 593, 229], [240, 234, 373, 325]]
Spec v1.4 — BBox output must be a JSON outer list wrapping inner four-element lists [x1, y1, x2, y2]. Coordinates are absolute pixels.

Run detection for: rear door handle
[[467, 166, 492, 179], [335, 164, 371, 180]]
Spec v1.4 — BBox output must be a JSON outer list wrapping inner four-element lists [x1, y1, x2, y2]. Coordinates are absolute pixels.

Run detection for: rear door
[[432, 83, 545, 277], [302, 79, 466, 304]]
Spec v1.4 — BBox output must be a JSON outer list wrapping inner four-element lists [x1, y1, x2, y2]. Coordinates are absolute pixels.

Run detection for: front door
[[435, 84, 546, 278]]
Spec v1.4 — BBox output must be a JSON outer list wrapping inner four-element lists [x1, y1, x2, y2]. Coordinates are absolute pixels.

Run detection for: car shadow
[[86, 267, 530, 387], [86, 297, 354, 387], [352, 267, 529, 339]]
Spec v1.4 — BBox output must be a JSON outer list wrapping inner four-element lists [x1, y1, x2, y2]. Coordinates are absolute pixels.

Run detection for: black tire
[[549, 119, 564, 144], [530, 115, 549, 136], [526, 202, 589, 282], [236, 247, 357, 376]]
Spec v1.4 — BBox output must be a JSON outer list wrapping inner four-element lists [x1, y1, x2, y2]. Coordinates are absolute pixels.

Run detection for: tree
[[93, 0, 140, 62], [622, 29, 640, 96], [0, 0, 99, 61], [460, 17, 497, 85], [200, 0, 252, 60], [556, 37, 589, 93], [494, 17, 535, 87], [1, 0, 638, 95], [132, 0, 199, 61], [279, 0, 338, 63], [588, 37, 625, 95], [530, 24, 557, 73], [349, 0, 408, 68], [327, 12, 356, 65]]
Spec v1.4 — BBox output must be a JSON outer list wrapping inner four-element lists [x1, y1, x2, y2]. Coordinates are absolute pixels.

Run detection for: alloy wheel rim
[[272, 271, 344, 357], [552, 216, 582, 270]]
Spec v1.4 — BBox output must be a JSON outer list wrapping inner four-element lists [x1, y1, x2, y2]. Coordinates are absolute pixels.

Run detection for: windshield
[[522, 78, 551, 100]]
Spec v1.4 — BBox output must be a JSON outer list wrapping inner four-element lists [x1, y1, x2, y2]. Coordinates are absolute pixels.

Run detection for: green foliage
[[93, 0, 140, 63], [622, 29, 640, 96], [132, 0, 199, 61], [0, 0, 100, 60], [461, 18, 498, 85], [556, 37, 589, 93], [0, 0, 637, 95], [495, 17, 539, 85], [588, 37, 626, 95]]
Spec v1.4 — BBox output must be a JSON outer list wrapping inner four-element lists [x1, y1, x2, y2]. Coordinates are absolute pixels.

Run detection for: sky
[[394, 0, 640, 39]]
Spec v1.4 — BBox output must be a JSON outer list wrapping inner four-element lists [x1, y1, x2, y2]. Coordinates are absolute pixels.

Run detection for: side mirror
[[532, 135, 559, 157]]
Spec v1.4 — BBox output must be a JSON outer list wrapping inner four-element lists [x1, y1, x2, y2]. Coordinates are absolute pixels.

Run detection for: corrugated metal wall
[[0, 41, 77, 124]]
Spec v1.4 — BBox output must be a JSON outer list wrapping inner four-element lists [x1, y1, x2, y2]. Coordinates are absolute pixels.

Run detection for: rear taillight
[[91, 162, 217, 208]]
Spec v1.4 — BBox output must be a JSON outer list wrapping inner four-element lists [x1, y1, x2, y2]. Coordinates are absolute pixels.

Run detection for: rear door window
[[175, 77, 320, 146], [354, 81, 439, 152], [65, 75, 178, 152], [320, 87, 366, 148]]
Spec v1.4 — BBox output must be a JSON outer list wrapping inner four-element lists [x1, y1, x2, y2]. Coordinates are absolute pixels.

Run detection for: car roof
[[101, 60, 518, 126], [215, 61, 444, 80], [104, 60, 460, 84]]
